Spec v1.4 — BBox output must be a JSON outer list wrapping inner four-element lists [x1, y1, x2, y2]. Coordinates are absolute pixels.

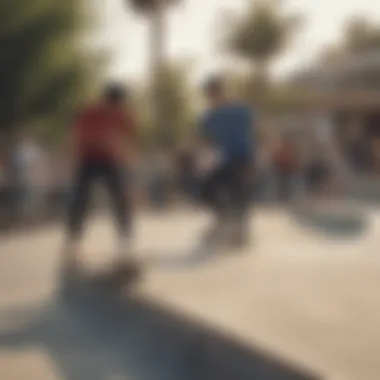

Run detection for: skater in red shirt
[[62, 83, 137, 274]]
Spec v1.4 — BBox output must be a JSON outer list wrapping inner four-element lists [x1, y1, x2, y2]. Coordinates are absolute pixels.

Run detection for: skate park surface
[[1, 207, 379, 380]]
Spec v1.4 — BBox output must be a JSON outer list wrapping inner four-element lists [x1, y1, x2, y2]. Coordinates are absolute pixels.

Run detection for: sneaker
[[200, 220, 226, 249], [96, 258, 142, 290], [228, 221, 250, 249]]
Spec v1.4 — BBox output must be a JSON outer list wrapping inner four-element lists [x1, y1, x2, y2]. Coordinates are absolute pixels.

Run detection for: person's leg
[[199, 165, 226, 213], [64, 160, 95, 266], [228, 159, 253, 246], [101, 161, 132, 261], [198, 164, 229, 244]]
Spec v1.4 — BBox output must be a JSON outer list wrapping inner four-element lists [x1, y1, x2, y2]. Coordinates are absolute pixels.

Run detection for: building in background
[[288, 51, 380, 177]]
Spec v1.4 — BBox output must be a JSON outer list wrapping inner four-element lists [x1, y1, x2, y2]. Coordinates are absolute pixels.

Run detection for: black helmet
[[104, 82, 129, 103], [202, 75, 225, 95]]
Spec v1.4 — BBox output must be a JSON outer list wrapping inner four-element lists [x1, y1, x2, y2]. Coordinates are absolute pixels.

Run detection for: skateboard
[[91, 260, 147, 294], [61, 259, 145, 295]]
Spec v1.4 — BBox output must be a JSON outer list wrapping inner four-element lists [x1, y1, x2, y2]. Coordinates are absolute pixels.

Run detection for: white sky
[[93, 0, 380, 83]]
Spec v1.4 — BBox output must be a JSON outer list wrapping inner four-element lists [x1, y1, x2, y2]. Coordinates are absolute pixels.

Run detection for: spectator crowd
[[0, 129, 340, 231]]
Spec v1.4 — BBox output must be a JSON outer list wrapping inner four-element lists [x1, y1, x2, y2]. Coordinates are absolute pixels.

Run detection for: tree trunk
[[249, 60, 270, 110], [149, 1, 166, 148]]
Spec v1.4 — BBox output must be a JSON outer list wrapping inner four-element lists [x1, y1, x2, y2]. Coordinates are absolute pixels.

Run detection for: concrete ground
[[0, 207, 379, 380]]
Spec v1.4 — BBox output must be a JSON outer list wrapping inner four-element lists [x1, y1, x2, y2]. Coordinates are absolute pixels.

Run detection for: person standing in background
[[272, 135, 299, 202], [312, 113, 351, 197], [47, 151, 72, 217], [11, 134, 46, 222]]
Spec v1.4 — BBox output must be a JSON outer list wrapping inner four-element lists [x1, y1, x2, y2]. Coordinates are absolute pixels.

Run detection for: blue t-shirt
[[199, 102, 255, 162]]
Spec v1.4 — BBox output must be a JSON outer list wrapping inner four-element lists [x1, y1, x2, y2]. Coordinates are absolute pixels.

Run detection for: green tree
[[136, 61, 195, 148], [0, 0, 100, 148], [157, 63, 195, 146], [222, 0, 301, 105], [126, 0, 180, 145], [344, 16, 380, 54]]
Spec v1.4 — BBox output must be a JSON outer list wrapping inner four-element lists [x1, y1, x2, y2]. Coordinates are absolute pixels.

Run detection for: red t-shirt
[[74, 103, 135, 162]]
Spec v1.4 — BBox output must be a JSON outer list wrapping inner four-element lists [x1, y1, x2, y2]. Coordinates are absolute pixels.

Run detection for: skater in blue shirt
[[198, 76, 256, 247]]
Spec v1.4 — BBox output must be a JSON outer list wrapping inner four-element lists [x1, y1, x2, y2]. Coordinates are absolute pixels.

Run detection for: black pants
[[67, 158, 130, 239], [200, 158, 253, 222]]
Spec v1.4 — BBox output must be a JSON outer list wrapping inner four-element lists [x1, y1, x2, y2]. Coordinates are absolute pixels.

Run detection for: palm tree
[[223, 0, 301, 105], [135, 61, 194, 147], [126, 0, 180, 145]]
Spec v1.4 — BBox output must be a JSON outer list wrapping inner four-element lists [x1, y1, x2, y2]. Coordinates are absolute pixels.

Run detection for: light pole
[[149, 0, 166, 147]]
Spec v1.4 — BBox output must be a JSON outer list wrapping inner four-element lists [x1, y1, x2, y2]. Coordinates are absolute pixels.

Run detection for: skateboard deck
[[60, 259, 146, 295], [90, 261, 146, 293]]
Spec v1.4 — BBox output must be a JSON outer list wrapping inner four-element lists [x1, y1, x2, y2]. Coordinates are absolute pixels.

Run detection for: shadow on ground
[[0, 275, 321, 380], [290, 204, 369, 239], [148, 244, 220, 271]]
